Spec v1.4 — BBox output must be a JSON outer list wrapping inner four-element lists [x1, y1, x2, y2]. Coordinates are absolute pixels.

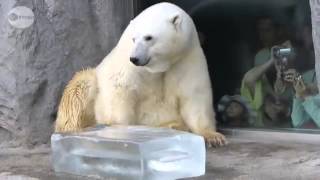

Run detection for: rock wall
[[0, 0, 134, 147]]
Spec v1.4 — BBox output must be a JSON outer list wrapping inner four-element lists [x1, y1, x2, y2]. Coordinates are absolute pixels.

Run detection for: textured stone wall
[[0, 0, 134, 147]]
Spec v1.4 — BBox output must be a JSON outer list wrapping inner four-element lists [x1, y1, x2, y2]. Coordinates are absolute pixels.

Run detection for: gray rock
[[0, 0, 135, 147]]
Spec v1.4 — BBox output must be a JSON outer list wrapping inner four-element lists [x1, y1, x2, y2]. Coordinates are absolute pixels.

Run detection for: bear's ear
[[170, 13, 182, 31]]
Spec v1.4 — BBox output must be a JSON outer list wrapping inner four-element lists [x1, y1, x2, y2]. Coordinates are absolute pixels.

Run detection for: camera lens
[[279, 48, 291, 57]]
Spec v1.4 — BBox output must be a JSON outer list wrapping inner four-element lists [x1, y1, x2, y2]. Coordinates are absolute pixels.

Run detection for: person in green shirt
[[281, 23, 318, 128], [283, 69, 319, 128], [241, 44, 293, 128], [240, 16, 293, 127]]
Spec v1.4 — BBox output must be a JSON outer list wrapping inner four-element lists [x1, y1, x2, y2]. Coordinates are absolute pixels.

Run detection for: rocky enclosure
[[0, 0, 134, 147]]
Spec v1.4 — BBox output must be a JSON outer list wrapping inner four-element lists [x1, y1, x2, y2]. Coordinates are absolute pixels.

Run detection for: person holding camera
[[241, 43, 293, 128], [283, 68, 319, 128]]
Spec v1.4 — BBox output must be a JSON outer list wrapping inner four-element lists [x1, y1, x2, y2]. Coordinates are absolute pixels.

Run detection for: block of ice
[[51, 125, 205, 180]]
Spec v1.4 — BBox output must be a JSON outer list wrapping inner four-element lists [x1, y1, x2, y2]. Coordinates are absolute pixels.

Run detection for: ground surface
[[0, 137, 319, 180]]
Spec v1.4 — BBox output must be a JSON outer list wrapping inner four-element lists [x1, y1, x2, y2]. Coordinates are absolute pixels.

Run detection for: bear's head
[[129, 3, 197, 73]]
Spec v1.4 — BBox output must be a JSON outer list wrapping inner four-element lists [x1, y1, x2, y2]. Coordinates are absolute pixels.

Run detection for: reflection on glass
[[206, 0, 319, 129], [147, 0, 318, 130]]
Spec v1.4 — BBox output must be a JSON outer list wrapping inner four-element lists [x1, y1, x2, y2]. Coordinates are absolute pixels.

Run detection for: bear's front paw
[[202, 131, 227, 147]]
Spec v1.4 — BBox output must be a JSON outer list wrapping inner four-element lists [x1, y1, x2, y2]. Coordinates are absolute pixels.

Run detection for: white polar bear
[[55, 2, 226, 147]]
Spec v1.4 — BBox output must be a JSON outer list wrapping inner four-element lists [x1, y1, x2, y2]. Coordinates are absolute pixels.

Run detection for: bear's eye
[[144, 36, 153, 41], [132, 38, 136, 43]]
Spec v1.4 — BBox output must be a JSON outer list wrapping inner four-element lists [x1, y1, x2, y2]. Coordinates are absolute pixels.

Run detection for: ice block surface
[[51, 125, 205, 180]]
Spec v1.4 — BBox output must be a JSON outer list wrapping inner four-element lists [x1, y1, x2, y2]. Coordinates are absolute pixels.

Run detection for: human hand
[[270, 45, 281, 62], [282, 69, 308, 98], [271, 46, 286, 74], [283, 69, 299, 83], [293, 76, 307, 99]]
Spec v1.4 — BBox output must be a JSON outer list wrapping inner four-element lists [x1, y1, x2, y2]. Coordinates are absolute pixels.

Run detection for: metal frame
[[220, 128, 320, 144]]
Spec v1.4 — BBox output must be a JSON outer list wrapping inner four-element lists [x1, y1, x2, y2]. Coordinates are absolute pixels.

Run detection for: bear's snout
[[130, 57, 141, 66], [130, 56, 150, 66]]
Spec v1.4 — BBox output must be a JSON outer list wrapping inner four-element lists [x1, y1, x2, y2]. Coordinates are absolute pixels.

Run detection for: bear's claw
[[202, 131, 228, 147]]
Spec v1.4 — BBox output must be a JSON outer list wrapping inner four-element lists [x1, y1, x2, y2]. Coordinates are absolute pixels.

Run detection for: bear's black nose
[[130, 57, 140, 65]]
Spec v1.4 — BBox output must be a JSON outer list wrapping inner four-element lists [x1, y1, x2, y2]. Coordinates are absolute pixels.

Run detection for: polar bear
[[55, 2, 226, 146]]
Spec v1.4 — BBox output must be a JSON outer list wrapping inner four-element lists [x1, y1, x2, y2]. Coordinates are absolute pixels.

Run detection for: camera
[[273, 47, 293, 68], [273, 47, 292, 59]]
